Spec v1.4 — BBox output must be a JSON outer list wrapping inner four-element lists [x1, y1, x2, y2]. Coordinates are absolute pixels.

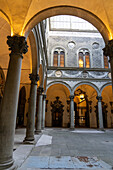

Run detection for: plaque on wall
[[55, 70, 62, 77]]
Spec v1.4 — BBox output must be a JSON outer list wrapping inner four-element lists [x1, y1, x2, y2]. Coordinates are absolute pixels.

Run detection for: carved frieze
[[47, 69, 110, 79]]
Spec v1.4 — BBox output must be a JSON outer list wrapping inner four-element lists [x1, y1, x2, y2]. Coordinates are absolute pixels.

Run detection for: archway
[[16, 86, 26, 128], [74, 84, 98, 128], [46, 83, 70, 127], [101, 85, 113, 128], [24, 6, 110, 43]]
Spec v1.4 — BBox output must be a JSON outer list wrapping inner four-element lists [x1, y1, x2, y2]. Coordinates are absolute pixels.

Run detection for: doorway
[[74, 89, 89, 127], [51, 96, 64, 127]]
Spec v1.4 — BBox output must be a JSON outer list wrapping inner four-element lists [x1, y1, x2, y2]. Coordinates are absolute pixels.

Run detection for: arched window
[[53, 48, 65, 67], [104, 55, 109, 69], [60, 51, 65, 67], [53, 51, 58, 66], [79, 49, 90, 68], [79, 52, 83, 68], [85, 52, 90, 68]]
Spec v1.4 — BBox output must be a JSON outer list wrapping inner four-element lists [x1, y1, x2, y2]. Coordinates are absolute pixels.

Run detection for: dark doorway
[[51, 96, 64, 127], [16, 86, 26, 128]]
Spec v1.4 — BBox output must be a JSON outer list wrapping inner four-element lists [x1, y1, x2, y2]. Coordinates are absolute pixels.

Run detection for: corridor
[[13, 128, 113, 170]]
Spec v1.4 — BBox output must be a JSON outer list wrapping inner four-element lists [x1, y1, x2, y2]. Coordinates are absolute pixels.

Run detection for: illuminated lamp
[[80, 93, 84, 100]]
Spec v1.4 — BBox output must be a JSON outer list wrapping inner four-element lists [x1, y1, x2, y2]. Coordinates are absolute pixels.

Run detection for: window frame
[[104, 55, 110, 69], [52, 48, 65, 67], [78, 49, 90, 68]]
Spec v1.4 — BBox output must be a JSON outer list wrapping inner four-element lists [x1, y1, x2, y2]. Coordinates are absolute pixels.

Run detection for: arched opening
[[74, 84, 98, 128], [24, 6, 110, 43], [79, 49, 90, 68], [101, 85, 113, 128], [16, 86, 26, 128], [53, 48, 65, 67], [46, 83, 70, 127]]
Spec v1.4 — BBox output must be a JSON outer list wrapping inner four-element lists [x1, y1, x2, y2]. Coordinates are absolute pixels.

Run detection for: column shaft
[[42, 95, 46, 129], [0, 36, 28, 169], [70, 96, 74, 129], [35, 87, 43, 133], [24, 74, 39, 142], [97, 96, 104, 129]]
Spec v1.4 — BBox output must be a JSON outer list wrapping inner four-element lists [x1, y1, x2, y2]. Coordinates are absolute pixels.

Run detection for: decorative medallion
[[68, 41, 75, 49], [92, 42, 99, 49], [55, 70, 62, 77]]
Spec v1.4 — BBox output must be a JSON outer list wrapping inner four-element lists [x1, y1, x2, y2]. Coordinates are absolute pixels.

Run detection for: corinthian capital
[[7, 36, 28, 57], [29, 73, 39, 85], [69, 95, 74, 100], [103, 39, 113, 58], [96, 96, 102, 102], [37, 87, 44, 95]]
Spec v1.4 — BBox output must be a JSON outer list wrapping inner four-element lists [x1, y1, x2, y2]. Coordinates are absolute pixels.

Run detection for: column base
[[0, 159, 17, 170], [70, 127, 75, 130], [35, 129, 42, 134], [98, 128, 105, 131], [23, 137, 36, 144]]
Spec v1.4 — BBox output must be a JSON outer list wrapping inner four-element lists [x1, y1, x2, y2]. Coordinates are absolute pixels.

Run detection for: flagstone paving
[[15, 128, 113, 170]]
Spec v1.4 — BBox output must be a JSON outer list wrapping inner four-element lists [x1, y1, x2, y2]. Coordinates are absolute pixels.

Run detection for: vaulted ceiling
[[0, 0, 113, 41]]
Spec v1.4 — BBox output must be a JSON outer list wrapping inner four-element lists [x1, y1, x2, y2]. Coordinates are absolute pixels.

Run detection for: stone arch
[[51, 45, 68, 67], [46, 82, 71, 127], [28, 31, 38, 74], [47, 81, 71, 94], [73, 82, 99, 128], [24, 6, 109, 43], [100, 83, 112, 128], [0, 10, 11, 25], [100, 82, 112, 94], [72, 81, 100, 95], [39, 64, 43, 87]]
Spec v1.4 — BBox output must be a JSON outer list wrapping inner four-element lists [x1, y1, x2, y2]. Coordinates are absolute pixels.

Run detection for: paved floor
[[13, 128, 113, 170]]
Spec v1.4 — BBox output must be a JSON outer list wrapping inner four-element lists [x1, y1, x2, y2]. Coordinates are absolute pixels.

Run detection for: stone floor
[[13, 128, 113, 170]]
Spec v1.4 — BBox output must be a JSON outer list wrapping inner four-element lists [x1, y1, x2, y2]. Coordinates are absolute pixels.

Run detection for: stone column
[[24, 73, 39, 143], [103, 39, 113, 91], [96, 96, 104, 129], [42, 94, 46, 129], [35, 87, 43, 133], [69, 95, 75, 129], [0, 36, 28, 169]]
